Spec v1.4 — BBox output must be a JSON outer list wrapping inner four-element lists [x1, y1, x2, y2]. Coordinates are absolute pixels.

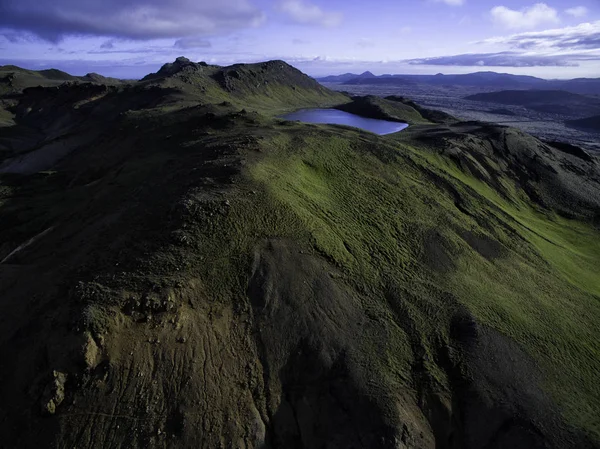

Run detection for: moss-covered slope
[[0, 60, 599, 449]]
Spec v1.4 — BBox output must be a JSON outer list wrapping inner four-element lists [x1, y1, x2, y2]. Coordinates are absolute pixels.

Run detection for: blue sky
[[0, 0, 599, 79]]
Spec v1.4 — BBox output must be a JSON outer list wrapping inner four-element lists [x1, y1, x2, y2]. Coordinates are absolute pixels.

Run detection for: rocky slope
[[0, 59, 599, 449]]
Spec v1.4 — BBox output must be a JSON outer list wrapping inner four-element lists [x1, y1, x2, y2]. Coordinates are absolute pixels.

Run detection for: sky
[[0, 0, 599, 79]]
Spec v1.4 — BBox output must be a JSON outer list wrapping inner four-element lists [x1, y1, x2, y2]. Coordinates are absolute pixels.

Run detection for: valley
[[320, 81, 600, 154]]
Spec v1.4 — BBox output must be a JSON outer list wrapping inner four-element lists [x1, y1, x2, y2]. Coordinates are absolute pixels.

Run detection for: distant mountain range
[[317, 71, 376, 83], [317, 71, 600, 95]]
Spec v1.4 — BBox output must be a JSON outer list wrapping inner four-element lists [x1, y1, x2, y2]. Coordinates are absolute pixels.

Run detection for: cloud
[[481, 21, 600, 51], [0, 0, 266, 41], [1, 31, 39, 43], [406, 51, 594, 67], [491, 3, 560, 30], [279, 0, 342, 27], [434, 0, 465, 6], [87, 47, 178, 56], [101, 40, 115, 50], [174, 38, 212, 49], [0, 57, 168, 78], [565, 6, 588, 18], [292, 38, 309, 45], [356, 38, 375, 48]]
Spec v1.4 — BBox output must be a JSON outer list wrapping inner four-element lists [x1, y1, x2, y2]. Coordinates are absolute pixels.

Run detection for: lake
[[281, 109, 409, 135]]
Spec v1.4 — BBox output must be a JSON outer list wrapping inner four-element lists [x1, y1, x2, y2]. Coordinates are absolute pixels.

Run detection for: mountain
[[337, 95, 456, 124], [422, 71, 545, 87], [344, 76, 417, 86], [1, 59, 600, 449], [465, 90, 600, 117], [317, 71, 600, 94], [316, 70, 376, 83], [566, 115, 600, 132], [319, 71, 546, 88], [0, 65, 125, 97]]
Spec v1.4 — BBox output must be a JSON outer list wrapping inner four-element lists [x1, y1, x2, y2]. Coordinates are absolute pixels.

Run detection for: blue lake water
[[281, 109, 409, 135]]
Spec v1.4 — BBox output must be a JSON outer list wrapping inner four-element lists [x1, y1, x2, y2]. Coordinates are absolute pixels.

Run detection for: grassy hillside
[[0, 59, 599, 449], [139, 57, 348, 114], [0, 65, 124, 97], [251, 121, 600, 441], [335, 95, 433, 125]]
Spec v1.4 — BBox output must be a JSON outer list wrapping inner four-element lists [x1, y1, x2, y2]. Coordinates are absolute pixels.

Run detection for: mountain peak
[[159, 56, 200, 73], [142, 57, 211, 81]]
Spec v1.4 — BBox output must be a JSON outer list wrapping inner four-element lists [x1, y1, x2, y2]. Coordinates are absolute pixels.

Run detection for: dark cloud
[[2, 33, 21, 43], [87, 46, 180, 55], [0, 57, 162, 78], [100, 40, 115, 49], [481, 22, 600, 51], [0, 0, 265, 41], [503, 34, 600, 51], [174, 38, 212, 49], [406, 52, 593, 67], [1, 31, 36, 43]]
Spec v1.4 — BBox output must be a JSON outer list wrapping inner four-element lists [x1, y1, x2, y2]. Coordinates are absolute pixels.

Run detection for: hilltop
[[0, 64, 124, 96], [0, 59, 599, 449], [318, 71, 376, 83]]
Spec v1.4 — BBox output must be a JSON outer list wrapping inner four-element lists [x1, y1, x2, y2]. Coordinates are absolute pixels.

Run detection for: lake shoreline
[[280, 108, 409, 135]]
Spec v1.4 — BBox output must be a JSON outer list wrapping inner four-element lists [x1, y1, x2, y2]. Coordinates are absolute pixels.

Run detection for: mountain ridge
[[0, 59, 599, 449], [318, 71, 600, 95]]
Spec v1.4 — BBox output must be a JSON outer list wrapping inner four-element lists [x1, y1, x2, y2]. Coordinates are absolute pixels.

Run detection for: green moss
[[336, 95, 432, 125], [1, 64, 598, 441], [246, 122, 600, 438]]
